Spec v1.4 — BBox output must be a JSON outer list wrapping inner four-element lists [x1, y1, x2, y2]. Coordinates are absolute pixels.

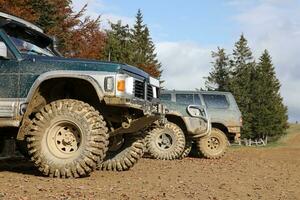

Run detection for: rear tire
[[197, 128, 228, 159], [179, 139, 192, 159], [146, 122, 185, 160], [99, 135, 145, 171], [26, 99, 109, 178]]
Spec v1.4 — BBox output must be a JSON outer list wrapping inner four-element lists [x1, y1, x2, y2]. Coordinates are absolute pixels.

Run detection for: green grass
[[230, 123, 300, 149], [276, 123, 300, 144], [260, 123, 300, 148]]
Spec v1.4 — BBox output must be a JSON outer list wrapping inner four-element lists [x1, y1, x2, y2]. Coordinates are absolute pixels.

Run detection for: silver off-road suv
[[145, 99, 222, 160], [161, 90, 242, 142]]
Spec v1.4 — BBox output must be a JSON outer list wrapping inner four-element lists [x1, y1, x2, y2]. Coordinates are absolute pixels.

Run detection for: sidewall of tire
[[27, 100, 109, 178], [198, 128, 228, 159], [146, 122, 186, 160]]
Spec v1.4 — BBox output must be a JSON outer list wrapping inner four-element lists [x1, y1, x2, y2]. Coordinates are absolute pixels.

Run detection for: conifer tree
[[206, 47, 230, 91], [251, 50, 288, 139], [104, 9, 162, 77], [230, 35, 256, 138], [104, 21, 132, 63], [130, 10, 162, 77]]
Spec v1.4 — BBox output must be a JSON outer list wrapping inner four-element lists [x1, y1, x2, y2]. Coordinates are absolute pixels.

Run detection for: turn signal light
[[117, 80, 125, 92]]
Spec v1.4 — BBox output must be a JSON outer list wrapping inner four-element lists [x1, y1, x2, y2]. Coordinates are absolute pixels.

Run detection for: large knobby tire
[[146, 122, 185, 160], [197, 128, 228, 159], [179, 139, 192, 159], [99, 135, 145, 171], [26, 99, 109, 178]]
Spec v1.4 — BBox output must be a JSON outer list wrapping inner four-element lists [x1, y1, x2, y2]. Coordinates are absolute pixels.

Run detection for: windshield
[[3, 24, 56, 57], [10, 36, 55, 57]]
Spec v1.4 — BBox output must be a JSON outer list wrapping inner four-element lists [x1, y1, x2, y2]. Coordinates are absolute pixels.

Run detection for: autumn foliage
[[0, 1, 161, 77], [0, 0, 106, 60]]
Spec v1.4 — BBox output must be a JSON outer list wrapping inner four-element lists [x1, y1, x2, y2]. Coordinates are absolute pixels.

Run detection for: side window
[[176, 94, 194, 104], [160, 94, 172, 101], [0, 38, 13, 59], [194, 94, 201, 105], [202, 94, 229, 109]]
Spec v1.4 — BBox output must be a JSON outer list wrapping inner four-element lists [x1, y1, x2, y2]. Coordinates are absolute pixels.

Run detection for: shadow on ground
[[0, 157, 42, 176]]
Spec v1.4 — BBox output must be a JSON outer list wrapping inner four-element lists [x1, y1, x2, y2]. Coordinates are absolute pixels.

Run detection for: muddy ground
[[0, 125, 300, 200]]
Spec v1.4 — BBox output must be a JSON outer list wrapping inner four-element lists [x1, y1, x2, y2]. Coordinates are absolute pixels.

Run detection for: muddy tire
[[146, 122, 185, 160], [197, 128, 228, 159], [26, 99, 109, 178], [179, 139, 192, 159], [99, 135, 145, 171]]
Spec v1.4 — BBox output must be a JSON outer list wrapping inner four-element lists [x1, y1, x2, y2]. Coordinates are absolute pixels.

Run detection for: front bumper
[[104, 97, 165, 115]]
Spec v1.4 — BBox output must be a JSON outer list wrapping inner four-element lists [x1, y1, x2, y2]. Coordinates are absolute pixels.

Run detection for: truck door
[[0, 36, 19, 118]]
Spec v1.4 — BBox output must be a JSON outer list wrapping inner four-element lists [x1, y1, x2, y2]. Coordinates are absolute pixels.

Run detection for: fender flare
[[17, 71, 106, 140], [25, 71, 105, 103]]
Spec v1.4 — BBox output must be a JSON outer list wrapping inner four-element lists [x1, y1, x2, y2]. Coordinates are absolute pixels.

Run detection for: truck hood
[[25, 54, 150, 79]]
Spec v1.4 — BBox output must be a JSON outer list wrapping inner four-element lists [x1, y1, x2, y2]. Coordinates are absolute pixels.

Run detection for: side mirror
[[187, 105, 209, 119], [0, 41, 8, 58]]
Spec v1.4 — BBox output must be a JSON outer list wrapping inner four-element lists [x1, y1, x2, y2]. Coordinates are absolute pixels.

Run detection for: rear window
[[176, 94, 194, 104], [202, 94, 229, 109], [160, 94, 172, 101]]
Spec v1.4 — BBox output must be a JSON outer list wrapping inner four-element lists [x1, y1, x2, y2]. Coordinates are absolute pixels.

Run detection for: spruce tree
[[230, 35, 256, 138], [104, 21, 132, 63], [206, 47, 230, 91], [130, 10, 162, 77], [251, 50, 288, 139]]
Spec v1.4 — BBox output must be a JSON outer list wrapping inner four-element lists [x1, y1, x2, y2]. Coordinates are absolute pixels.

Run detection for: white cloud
[[72, 0, 134, 29], [156, 42, 212, 90]]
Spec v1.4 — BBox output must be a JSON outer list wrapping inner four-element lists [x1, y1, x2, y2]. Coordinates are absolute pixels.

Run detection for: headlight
[[104, 76, 114, 92], [117, 80, 125, 92], [115, 74, 134, 96]]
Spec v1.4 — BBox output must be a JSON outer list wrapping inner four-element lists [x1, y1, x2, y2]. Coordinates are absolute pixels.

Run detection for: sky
[[72, 0, 300, 122]]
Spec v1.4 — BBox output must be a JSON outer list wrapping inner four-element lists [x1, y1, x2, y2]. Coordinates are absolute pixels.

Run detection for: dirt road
[[0, 125, 300, 200]]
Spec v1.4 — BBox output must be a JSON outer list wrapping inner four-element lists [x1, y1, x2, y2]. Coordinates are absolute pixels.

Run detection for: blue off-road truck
[[0, 12, 163, 178]]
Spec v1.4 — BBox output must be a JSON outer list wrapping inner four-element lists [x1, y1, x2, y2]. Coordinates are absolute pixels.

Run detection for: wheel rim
[[47, 121, 82, 159], [207, 136, 221, 151], [156, 131, 174, 150]]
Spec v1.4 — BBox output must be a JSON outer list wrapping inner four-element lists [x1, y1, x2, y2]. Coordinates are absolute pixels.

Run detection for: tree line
[[0, 0, 161, 77], [206, 35, 288, 140]]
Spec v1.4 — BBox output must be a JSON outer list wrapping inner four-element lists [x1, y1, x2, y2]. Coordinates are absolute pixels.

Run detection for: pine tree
[[130, 10, 162, 77], [251, 50, 288, 139], [206, 47, 230, 91], [230, 35, 256, 138], [104, 9, 162, 77], [104, 21, 132, 63]]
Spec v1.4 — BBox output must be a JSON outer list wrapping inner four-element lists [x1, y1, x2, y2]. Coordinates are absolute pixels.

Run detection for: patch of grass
[[229, 124, 300, 149], [259, 123, 300, 148]]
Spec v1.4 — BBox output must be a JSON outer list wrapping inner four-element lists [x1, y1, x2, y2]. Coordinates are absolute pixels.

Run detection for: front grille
[[134, 80, 145, 99], [134, 79, 158, 101], [147, 85, 153, 101]]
